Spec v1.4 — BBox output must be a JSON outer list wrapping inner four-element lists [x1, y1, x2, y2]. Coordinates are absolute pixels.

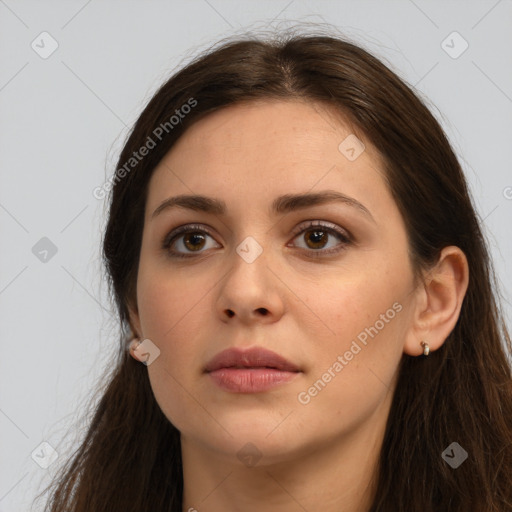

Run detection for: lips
[[204, 347, 301, 393], [204, 347, 300, 373]]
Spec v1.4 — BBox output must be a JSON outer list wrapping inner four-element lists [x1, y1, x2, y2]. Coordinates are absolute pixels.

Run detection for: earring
[[420, 341, 430, 356], [128, 337, 141, 360]]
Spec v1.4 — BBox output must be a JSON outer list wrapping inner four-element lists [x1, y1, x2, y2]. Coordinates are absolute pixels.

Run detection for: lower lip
[[207, 368, 299, 393]]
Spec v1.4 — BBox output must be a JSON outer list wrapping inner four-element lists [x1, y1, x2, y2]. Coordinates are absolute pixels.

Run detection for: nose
[[215, 244, 285, 325]]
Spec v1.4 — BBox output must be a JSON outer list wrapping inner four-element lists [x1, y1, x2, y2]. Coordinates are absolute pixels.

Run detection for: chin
[[182, 413, 315, 467]]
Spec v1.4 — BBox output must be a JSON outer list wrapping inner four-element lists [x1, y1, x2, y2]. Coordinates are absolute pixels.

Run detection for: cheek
[[294, 298, 405, 439], [137, 260, 202, 339], [137, 271, 213, 431], [311, 270, 400, 348], [136, 265, 212, 381], [301, 269, 407, 400]]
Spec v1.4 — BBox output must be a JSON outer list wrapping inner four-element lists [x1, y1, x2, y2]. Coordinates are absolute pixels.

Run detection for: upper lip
[[204, 347, 301, 372]]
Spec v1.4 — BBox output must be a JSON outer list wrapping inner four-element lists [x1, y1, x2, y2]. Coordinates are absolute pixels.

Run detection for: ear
[[403, 246, 469, 356], [127, 300, 142, 339]]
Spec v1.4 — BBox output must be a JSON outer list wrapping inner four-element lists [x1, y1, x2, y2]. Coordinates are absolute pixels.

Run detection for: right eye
[[162, 224, 221, 258]]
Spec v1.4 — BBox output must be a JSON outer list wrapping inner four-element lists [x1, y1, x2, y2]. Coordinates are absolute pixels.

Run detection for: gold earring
[[420, 341, 430, 356]]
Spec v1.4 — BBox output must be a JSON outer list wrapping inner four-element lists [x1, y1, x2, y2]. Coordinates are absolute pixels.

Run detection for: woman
[[39, 30, 512, 511]]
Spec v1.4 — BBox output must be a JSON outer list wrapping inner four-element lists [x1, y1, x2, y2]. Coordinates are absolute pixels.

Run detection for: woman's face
[[130, 99, 420, 464]]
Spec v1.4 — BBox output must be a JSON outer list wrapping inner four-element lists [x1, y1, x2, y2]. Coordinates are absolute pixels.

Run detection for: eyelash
[[161, 221, 353, 259]]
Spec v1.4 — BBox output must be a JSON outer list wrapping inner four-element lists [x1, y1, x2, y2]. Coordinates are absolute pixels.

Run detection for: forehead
[[164, 99, 377, 161], [145, 100, 390, 220]]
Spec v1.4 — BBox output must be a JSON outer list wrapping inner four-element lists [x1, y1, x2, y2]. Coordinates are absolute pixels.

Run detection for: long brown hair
[[37, 30, 512, 511]]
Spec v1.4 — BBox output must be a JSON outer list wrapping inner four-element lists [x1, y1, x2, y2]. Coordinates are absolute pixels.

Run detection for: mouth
[[204, 347, 301, 393]]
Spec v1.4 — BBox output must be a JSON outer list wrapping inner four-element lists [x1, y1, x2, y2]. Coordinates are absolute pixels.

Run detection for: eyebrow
[[151, 191, 376, 223]]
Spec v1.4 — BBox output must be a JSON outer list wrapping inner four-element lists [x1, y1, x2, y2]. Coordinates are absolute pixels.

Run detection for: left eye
[[162, 221, 352, 258], [289, 221, 351, 255]]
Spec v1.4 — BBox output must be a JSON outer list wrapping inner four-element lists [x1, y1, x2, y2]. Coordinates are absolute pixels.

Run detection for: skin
[[128, 99, 469, 512]]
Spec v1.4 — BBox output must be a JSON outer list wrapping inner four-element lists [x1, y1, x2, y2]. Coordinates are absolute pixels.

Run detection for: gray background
[[1, 1, 511, 510]]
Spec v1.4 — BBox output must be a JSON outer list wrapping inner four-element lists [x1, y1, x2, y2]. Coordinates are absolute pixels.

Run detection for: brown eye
[[182, 232, 207, 251], [302, 229, 330, 250], [162, 224, 220, 258], [290, 221, 352, 257]]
